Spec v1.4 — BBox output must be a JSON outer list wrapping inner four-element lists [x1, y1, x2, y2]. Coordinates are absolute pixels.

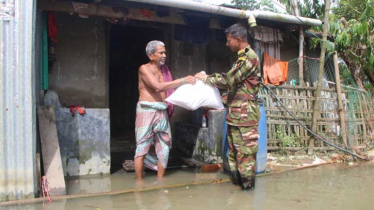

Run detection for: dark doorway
[[109, 24, 164, 171]]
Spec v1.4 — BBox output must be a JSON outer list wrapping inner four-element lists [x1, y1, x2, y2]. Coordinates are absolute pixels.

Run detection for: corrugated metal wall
[[0, 0, 37, 201]]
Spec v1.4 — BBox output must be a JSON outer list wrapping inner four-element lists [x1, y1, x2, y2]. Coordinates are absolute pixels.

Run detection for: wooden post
[[308, 0, 331, 155], [333, 51, 348, 147], [299, 26, 304, 86]]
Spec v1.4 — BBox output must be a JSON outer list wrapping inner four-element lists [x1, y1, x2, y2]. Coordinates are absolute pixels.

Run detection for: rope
[[41, 176, 52, 203]]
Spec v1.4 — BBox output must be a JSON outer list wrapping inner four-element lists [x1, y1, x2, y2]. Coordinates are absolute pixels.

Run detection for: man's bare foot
[[135, 179, 146, 188], [156, 177, 166, 186]]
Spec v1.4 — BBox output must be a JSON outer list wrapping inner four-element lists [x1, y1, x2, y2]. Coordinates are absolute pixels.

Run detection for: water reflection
[[2, 163, 374, 210]]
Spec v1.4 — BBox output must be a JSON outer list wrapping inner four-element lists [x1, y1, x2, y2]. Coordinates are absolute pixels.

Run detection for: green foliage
[[276, 125, 298, 147], [259, 0, 280, 13], [311, 0, 374, 89], [340, 63, 356, 86], [231, 0, 279, 12], [278, 0, 324, 18], [335, 1, 374, 80], [231, 0, 260, 10], [231, 0, 323, 15], [332, 0, 368, 21], [298, 0, 325, 19]]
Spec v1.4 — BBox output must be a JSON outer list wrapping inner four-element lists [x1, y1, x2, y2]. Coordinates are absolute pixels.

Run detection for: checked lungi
[[134, 101, 172, 171]]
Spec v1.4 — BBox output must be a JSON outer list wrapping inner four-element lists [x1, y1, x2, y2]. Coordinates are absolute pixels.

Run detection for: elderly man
[[195, 23, 261, 189], [135, 40, 195, 180]]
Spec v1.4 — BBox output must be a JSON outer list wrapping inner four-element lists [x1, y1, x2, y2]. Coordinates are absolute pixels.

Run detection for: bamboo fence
[[259, 84, 374, 151]]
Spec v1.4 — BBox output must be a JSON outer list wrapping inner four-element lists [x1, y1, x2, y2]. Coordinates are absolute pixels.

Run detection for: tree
[[259, 0, 280, 13], [298, 0, 325, 18], [322, 0, 374, 89], [278, 0, 325, 18], [332, 0, 367, 21]]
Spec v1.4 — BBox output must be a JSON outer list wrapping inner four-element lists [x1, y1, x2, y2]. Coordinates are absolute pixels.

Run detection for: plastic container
[[222, 109, 230, 171], [255, 101, 268, 174], [222, 102, 267, 174], [202, 114, 207, 128]]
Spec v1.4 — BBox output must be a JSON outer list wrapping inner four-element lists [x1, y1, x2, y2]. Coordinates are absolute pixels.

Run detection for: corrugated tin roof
[[0, 0, 37, 202]]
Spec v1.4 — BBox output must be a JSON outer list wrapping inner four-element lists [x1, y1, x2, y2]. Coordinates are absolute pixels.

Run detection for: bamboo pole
[[299, 26, 305, 86], [290, 0, 304, 86], [0, 161, 341, 207], [308, 0, 331, 155], [333, 52, 348, 147], [0, 179, 230, 206]]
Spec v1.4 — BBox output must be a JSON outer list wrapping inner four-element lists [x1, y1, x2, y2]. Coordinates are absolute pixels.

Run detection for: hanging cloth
[[47, 12, 59, 43], [263, 53, 288, 85], [161, 65, 175, 118]]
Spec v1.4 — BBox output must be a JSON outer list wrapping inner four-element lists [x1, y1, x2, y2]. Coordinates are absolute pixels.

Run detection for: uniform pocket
[[238, 126, 259, 154], [228, 102, 250, 120], [228, 106, 242, 120]]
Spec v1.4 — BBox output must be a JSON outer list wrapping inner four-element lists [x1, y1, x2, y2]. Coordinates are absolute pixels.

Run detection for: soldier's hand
[[194, 72, 206, 80], [184, 76, 196, 85]]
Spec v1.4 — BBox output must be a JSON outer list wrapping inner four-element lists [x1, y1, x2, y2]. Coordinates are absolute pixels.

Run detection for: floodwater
[[2, 162, 374, 210]]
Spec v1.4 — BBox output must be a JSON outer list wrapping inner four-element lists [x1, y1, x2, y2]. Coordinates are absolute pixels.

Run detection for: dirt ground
[[265, 148, 374, 172]]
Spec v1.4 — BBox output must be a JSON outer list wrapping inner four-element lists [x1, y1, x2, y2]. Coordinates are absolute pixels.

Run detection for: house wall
[[0, 0, 37, 202], [49, 12, 109, 108], [280, 35, 302, 84], [47, 15, 231, 124], [279, 35, 321, 84], [280, 36, 299, 61], [166, 26, 231, 125], [44, 13, 314, 129], [168, 26, 209, 124]]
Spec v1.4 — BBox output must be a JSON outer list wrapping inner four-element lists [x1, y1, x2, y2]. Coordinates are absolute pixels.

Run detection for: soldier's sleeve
[[204, 72, 231, 89], [221, 91, 228, 105], [205, 52, 260, 90]]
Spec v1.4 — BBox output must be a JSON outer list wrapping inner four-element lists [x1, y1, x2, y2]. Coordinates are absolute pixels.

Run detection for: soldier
[[195, 23, 261, 189]]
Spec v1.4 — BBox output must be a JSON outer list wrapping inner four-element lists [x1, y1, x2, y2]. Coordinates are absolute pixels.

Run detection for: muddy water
[[3, 162, 374, 210], [64, 167, 229, 195]]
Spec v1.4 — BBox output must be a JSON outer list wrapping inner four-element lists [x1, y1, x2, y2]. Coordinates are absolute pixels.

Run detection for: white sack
[[165, 79, 224, 110]]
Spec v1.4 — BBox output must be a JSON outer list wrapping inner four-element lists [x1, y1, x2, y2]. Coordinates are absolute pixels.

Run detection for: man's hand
[[183, 76, 196, 84], [194, 72, 206, 81]]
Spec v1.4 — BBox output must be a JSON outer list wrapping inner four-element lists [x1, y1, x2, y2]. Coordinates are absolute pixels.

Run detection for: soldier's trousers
[[227, 125, 259, 189]]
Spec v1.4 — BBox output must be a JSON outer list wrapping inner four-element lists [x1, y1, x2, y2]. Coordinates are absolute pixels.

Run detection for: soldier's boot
[[241, 175, 255, 190], [231, 171, 242, 185]]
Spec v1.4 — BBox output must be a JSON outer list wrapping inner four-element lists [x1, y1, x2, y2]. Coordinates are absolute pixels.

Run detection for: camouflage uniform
[[203, 45, 261, 189]]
